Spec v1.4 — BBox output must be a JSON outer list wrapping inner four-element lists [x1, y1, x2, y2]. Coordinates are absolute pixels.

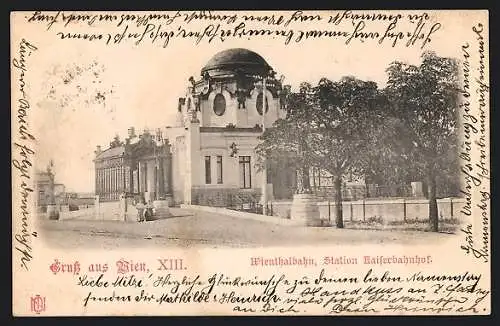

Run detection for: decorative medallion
[[213, 93, 226, 116]]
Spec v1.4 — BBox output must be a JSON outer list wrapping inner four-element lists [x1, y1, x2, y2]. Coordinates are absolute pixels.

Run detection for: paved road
[[39, 208, 453, 250]]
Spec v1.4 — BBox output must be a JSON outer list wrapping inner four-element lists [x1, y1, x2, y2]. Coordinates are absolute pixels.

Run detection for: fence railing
[[271, 197, 464, 223], [313, 184, 415, 201], [228, 192, 262, 214]]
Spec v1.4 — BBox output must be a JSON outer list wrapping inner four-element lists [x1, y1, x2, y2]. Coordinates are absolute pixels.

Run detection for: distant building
[[62, 192, 95, 210], [35, 171, 65, 209]]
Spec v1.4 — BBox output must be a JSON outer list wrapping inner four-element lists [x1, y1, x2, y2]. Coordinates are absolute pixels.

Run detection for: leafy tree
[[257, 78, 383, 228], [385, 52, 460, 232], [109, 134, 123, 148], [357, 102, 404, 194], [256, 83, 318, 195], [311, 77, 384, 228]]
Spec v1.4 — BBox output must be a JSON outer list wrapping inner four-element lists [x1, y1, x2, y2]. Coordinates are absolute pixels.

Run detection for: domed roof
[[201, 48, 271, 77]]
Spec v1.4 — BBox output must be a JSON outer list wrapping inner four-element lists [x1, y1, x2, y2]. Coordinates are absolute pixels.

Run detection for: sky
[[15, 11, 474, 192]]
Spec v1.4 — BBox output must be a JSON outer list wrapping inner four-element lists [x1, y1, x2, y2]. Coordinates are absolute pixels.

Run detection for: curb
[[180, 204, 303, 226]]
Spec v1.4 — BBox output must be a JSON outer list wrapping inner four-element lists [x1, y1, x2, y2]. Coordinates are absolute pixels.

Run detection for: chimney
[[95, 145, 102, 156], [128, 127, 136, 139]]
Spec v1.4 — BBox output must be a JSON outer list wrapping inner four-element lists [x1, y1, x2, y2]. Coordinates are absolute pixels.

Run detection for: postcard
[[11, 10, 490, 316]]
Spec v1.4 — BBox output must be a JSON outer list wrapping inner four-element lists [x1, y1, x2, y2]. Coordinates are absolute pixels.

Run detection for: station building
[[94, 48, 295, 206]]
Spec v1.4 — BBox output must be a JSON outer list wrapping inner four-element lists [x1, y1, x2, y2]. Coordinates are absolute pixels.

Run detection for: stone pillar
[[119, 193, 126, 221], [163, 153, 173, 206], [159, 154, 173, 206], [111, 167, 115, 199], [119, 166, 123, 192], [102, 169, 105, 199], [153, 199, 172, 220], [47, 204, 59, 220], [114, 167, 118, 198], [102, 168, 106, 200], [290, 194, 322, 226], [141, 161, 146, 194], [162, 157, 168, 194], [99, 169, 103, 196], [290, 167, 321, 226], [411, 181, 424, 197], [184, 117, 200, 204], [137, 161, 142, 193], [104, 168, 107, 200], [95, 168, 98, 197], [98, 169, 102, 197], [131, 167, 136, 193], [125, 166, 131, 192], [146, 160, 156, 201], [156, 157, 164, 198]]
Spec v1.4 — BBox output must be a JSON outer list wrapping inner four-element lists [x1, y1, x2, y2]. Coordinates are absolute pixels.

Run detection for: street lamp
[[46, 159, 60, 220]]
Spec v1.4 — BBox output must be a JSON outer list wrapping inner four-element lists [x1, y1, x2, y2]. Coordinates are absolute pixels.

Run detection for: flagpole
[[262, 75, 268, 216]]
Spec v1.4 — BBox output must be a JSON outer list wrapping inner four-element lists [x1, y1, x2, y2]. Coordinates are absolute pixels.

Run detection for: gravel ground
[[38, 208, 453, 250]]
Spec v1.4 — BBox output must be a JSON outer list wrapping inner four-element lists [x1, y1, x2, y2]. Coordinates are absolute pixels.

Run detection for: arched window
[[256, 93, 269, 115], [213, 94, 226, 116]]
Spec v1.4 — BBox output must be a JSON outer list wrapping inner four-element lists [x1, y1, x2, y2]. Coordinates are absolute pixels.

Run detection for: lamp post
[[46, 160, 60, 220], [151, 128, 172, 220]]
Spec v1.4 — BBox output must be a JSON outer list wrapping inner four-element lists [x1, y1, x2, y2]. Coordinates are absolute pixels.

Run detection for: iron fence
[[313, 184, 414, 201]]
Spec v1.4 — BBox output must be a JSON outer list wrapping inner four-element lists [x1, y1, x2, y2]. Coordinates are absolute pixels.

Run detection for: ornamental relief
[[96, 157, 124, 169], [207, 88, 233, 117]]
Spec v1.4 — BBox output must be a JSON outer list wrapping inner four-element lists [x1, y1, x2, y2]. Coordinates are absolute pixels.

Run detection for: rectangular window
[[239, 156, 251, 189], [216, 156, 223, 184], [205, 156, 211, 184]]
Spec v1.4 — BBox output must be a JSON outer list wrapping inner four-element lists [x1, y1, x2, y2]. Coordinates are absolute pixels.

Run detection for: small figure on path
[[144, 200, 154, 221], [135, 198, 146, 222]]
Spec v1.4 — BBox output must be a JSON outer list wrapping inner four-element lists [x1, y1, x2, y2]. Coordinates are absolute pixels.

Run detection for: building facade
[[94, 48, 294, 206], [94, 48, 445, 207], [165, 48, 293, 206], [35, 170, 65, 211], [93, 128, 172, 203]]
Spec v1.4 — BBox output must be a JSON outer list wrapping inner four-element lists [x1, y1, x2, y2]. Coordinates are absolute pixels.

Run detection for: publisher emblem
[[30, 295, 46, 314]]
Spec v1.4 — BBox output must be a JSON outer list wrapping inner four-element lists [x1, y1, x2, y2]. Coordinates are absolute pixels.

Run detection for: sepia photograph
[[36, 46, 462, 249], [12, 10, 490, 316]]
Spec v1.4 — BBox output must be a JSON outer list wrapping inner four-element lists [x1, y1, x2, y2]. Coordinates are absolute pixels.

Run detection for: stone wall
[[59, 207, 95, 220], [271, 197, 465, 223], [191, 187, 262, 207], [181, 204, 301, 226], [58, 197, 138, 221]]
